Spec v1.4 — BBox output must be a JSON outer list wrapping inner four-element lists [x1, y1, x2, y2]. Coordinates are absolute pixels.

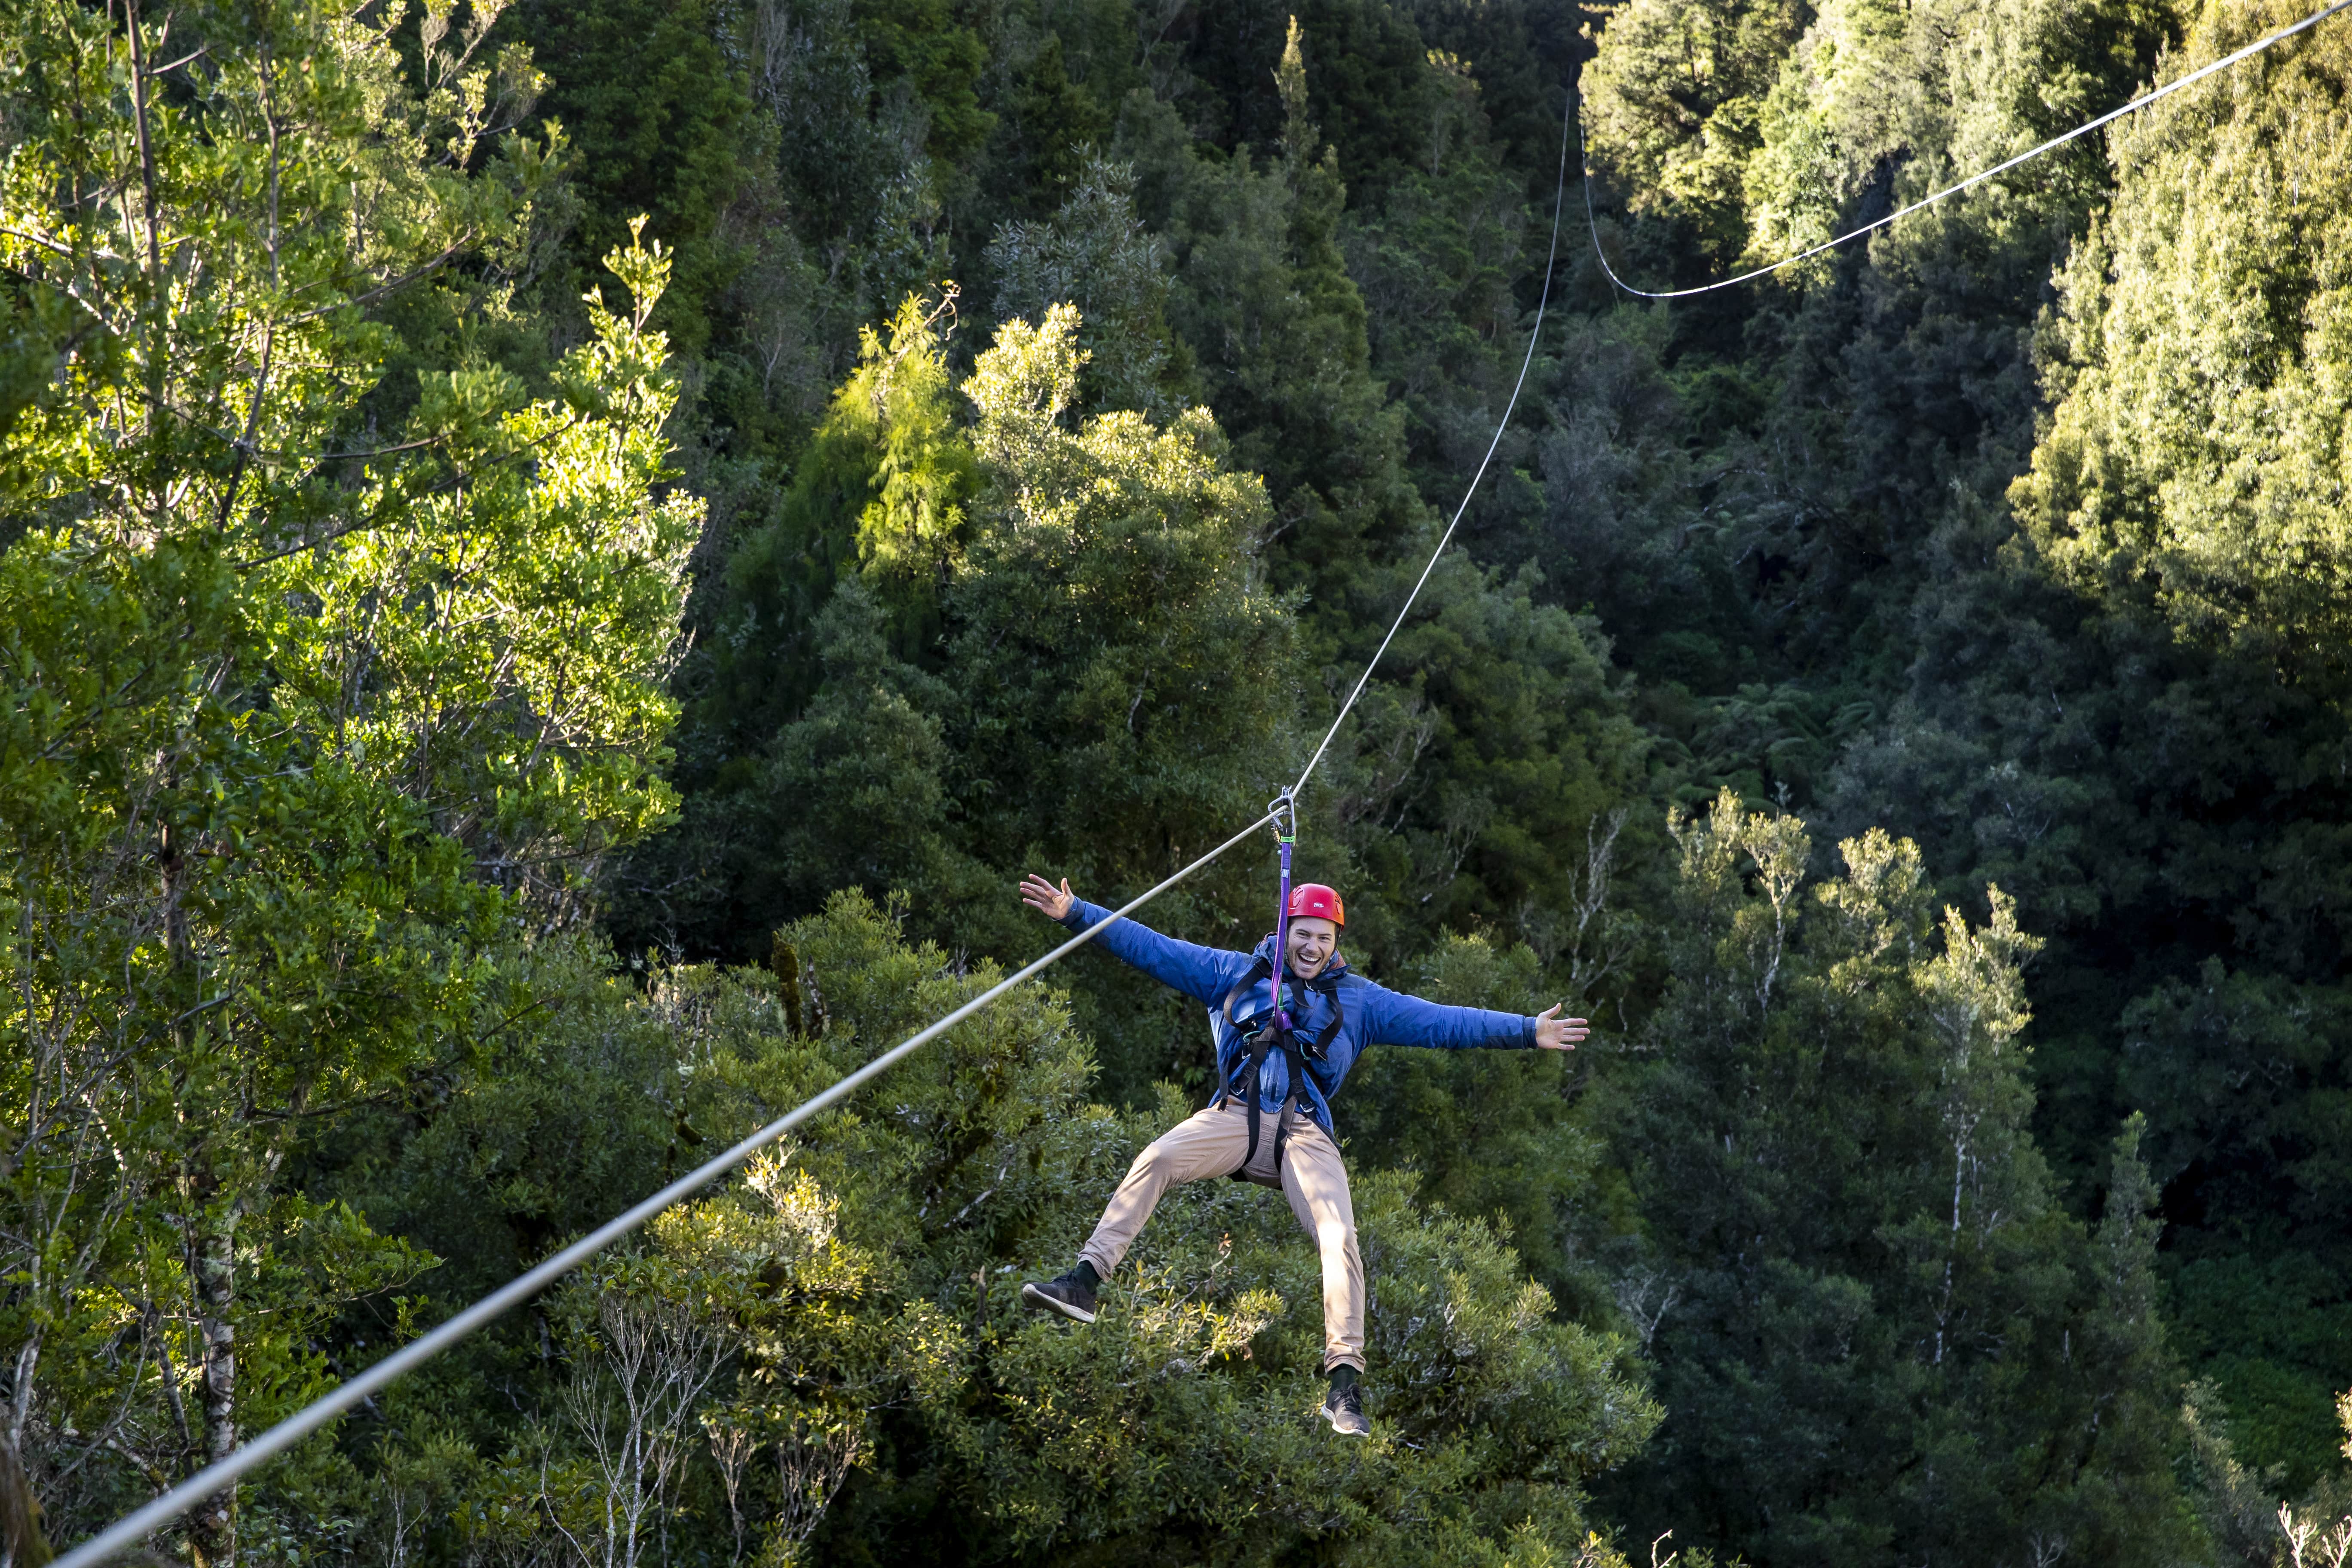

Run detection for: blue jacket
[[1057, 899, 1537, 1135]]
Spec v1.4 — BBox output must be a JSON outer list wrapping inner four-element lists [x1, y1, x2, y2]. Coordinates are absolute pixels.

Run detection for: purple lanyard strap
[[1270, 791, 1297, 1026]]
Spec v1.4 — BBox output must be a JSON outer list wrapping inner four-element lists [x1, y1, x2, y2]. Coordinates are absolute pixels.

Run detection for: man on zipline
[[1015, 873, 1586, 1436]]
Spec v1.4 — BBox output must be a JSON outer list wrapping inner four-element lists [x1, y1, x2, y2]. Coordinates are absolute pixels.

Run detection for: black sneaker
[[1020, 1266, 1098, 1324], [1322, 1379, 1369, 1436]]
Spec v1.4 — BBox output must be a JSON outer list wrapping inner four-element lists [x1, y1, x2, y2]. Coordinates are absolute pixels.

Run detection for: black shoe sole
[[1021, 1282, 1096, 1323]]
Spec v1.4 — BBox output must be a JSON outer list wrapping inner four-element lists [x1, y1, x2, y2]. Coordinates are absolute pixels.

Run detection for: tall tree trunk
[[189, 1209, 236, 1568], [0, 1424, 55, 1568]]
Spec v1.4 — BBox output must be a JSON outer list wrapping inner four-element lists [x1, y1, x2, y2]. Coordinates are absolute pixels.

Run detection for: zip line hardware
[[1271, 789, 1298, 1018], [56, 60, 1586, 1568], [1580, 0, 2352, 299]]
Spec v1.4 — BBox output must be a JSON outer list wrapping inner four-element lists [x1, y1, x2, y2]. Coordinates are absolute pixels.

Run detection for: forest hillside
[[3, 0, 2352, 1562]]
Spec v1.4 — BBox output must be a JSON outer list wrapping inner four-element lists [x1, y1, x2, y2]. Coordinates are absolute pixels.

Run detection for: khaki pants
[[1077, 1099, 1366, 1372]]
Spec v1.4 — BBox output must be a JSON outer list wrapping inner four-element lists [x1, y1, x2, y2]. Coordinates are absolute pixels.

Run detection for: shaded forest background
[[5, 0, 2352, 1561]]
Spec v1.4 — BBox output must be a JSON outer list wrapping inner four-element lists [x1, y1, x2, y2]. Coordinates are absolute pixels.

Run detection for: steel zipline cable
[[1580, 0, 2352, 300], [52, 813, 1277, 1568], [53, 64, 1580, 1568]]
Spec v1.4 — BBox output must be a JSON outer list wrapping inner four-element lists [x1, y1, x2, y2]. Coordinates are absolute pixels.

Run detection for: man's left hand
[[1532, 1004, 1588, 1051]]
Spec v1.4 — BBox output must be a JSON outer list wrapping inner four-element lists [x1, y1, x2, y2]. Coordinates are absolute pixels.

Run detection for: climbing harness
[[1220, 969, 1346, 1187], [1580, 0, 2352, 300], [1218, 791, 1329, 1185], [1215, 804, 1351, 1190]]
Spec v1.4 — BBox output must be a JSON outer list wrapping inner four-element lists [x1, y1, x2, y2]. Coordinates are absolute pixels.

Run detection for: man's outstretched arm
[[1019, 873, 1256, 1007], [1360, 981, 1589, 1052]]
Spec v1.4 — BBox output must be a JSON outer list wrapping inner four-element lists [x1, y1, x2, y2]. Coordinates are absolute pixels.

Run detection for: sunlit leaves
[[0, 0, 695, 1540], [2015, 0, 2352, 679]]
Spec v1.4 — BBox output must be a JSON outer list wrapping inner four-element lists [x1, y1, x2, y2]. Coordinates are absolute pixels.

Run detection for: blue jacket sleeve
[[1057, 899, 1257, 1007], [1356, 979, 1536, 1050]]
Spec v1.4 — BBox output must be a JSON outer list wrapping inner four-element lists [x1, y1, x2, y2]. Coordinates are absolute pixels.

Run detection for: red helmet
[[1286, 883, 1346, 926]]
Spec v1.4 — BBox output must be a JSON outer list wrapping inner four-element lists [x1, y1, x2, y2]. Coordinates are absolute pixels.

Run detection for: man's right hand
[[1532, 1003, 1589, 1050], [1020, 874, 1076, 922]]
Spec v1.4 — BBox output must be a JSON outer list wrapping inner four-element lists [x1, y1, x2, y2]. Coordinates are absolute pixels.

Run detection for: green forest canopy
[[3, 0, 2352, 1562]]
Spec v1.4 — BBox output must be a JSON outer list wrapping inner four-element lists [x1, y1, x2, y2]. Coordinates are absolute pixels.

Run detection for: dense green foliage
[[1599, 796, 2186, 1560], [9, 0, 2352, 1561]]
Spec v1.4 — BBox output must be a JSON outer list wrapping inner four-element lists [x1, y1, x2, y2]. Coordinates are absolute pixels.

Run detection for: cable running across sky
[[1580, 0, 2352, 300], [51, 59, 1582, 1568]]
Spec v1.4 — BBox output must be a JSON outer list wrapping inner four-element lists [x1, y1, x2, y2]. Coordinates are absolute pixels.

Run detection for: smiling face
[[1284, 916, 1340, 980]]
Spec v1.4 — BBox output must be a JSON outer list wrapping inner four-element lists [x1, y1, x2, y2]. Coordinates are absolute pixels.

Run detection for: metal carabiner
[[1268, 788, 1297, 844]]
